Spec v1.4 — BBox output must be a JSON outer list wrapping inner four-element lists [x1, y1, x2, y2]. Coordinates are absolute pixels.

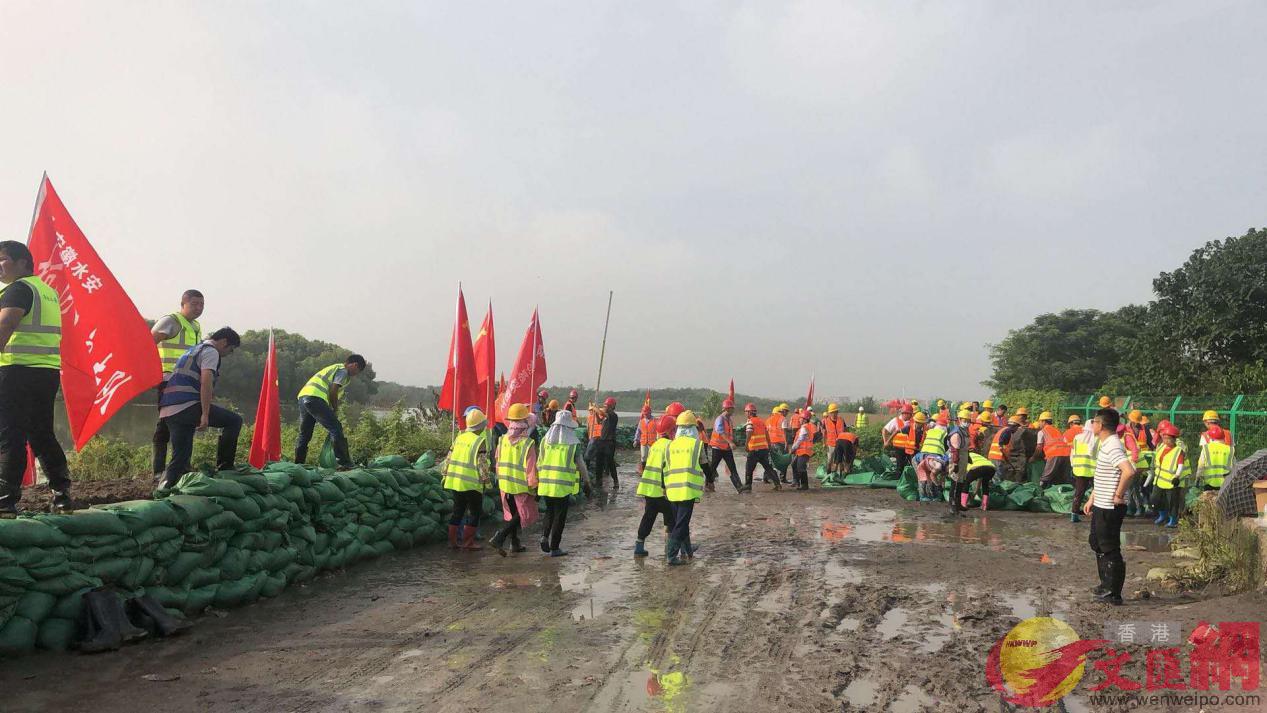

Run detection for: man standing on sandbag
[[0, 241, 73, 514], [150, 289, 204, 480], [293, 354, 367, 468], [158, 327, 243, 489]]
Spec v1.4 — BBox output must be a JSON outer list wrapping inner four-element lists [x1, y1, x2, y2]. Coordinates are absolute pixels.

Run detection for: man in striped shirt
[[1082, 408, 1137, 606]]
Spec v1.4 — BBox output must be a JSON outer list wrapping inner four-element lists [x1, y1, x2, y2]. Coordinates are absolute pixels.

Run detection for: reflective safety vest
[[156, 312, 201, 376], [854, 413, 868, 430], [1063, 426, 1085, 447], [1042, 425, 1071, 458], [159, 343, 217, 410], [988, 429, 1007, 462], [637, 437, 671, 498], [966, 452, 993, 470], [1199, 441, 1231, 488], [822, 416, 844, 447], [790, 412, 804, 430], [746, 417, 770, 451], [1154, 445, 1185, 490], [1070, 433, 1097, 479], [665, 436, 705, 503], [639, 417, 657, 447], [794, 423, 818, 457], [496, 436, 533, 495], [537, 442, 580, 497], [709, 416, 734, 451], [892, 421, 920, 455], [1130, 426, 1154, 469], [920, 426, 947, 456], [299, 364, 343, 402], [443, 430, 487, 492], [0, 276, 61, 369], [766, 414, 786, 444], [588, 411, 604, 439]]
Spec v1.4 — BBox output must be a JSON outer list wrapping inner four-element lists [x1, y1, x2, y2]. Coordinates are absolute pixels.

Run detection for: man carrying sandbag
[[158, 328, 243, 488], [293, 355, 367, 468]]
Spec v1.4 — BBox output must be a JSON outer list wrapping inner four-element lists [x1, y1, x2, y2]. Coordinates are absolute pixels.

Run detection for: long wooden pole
[[591, 291, 614, 404]]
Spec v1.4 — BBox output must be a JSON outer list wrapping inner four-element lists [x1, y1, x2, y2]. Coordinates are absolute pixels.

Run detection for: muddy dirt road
[[3, 459, 1264, 713]]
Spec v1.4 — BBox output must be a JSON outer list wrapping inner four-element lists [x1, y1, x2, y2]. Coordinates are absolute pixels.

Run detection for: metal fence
[[1058, 394, 1267, 456]]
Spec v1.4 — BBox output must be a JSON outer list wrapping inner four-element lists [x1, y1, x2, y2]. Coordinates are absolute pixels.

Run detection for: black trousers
[[1089, 505, 1127, 597], [294, 396, 351, 466], [949, 465, 995, 512], [710, 448, 741, 490], [152, 381, 170, 475], [893, 449, 912, 477], [1151, 486, 1185, 516], [669, 499, 695, 545], [1072, 477, 1093, 514], [541, 495, 570, 550], [792, 454, 811, 489], [0, 366, 71, 507], [831, 441, 856, 469], [596, 441, 618, 484], [744, 449, 775, 486], [637, 496, 673, 540], [162, 403, 242, 489], [448, 489, 483, 527], [492, 493, 522, 546]]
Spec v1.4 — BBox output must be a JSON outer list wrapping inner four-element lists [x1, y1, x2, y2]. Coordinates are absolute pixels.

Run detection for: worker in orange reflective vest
[[708, 399, 742, 493], [766, 404, 791, 485], [882, 405, 921, 477], [636, 403, 657, 469], [1036, 411, 1073, 486], [821, 404, 848, 476], [742, 403, 777, 492], [788, 407, 820, 491]]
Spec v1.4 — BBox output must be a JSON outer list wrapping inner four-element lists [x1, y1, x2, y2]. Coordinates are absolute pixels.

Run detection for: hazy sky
[[3, 2, 1264, 401]]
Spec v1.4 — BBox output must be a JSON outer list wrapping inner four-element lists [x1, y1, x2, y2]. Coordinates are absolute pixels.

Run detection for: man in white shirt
[[1083, 407, 1136, 606]]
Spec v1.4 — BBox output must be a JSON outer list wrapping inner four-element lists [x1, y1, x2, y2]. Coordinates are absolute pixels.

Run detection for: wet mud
[[2, 457, 1263, 712]]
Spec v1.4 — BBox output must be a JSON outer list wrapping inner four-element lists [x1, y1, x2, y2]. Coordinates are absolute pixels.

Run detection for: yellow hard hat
[[1038, 411, 1053, 422], [957, 409, 972, 420], [1127, 409, 1142, 424], [1067, 414, 1082, 424], [982, 399, 994, 409], [978, 412, 992, 425], [777, 403, 789, 413], [1203, 410, 1220, 422], [465, 409, 487, 429], [506, 403, 530, 421], [827, 403, 839, 414], [1140, 415, 1150, 424], [676, 410, 697, 426], [1099, 396, 1113, 408], [936, 399, 946, 407], [1015, 407, 1029, 416], [913, 411, 928, 424], [911, 400, 920, 407]]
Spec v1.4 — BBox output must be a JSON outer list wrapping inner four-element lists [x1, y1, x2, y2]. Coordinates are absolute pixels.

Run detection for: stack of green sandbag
[[0, 453, 459, 656]]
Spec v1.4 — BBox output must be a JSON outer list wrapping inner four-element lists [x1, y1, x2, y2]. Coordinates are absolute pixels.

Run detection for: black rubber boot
[[127, 594, 192, 637], [79, 590, 125, 653], [509, 533, 526, 553], [107, 590, 149, 643]]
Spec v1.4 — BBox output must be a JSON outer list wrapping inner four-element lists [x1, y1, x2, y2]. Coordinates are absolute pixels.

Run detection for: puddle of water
[[890, 684, 934, 712], [836, 616, 861, 632], [841, 678, 878, 707], [918, 613, 957, 653], [1001, 592, 1037, 620], [877, 608, 909, 640], [825, 560, 863, 585], [1120, 529, 1175, 552], [559, 566, 627, 621], [820, 507, 1040, 547]]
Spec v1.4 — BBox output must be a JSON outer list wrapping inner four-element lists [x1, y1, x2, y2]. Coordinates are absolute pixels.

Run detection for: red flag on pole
[[495, 308, 547, 420], [644, 390, 651, 411], [248, 331, 281, 468], [805, 375, 815, 409], [26, 175, 162, 448], [21, 444, 37, 487], [473, 302, 496, 421], [438, 286, 479, 425], [728, 379, 735, 404]]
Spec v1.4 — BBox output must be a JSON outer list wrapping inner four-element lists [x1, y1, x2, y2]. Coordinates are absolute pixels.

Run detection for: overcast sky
[[3, 1, 1264, 401]]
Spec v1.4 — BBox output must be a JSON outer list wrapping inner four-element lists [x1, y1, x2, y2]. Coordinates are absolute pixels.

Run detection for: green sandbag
[[896, 467, 919, 501], [119, 557, 156, 590], [1008, 483, 1040, 510], [94, 500, 181, 530], [30, 571, 100, 597], [0, 615, 38, 653], [262, 472, 293, 493], [259, 573, 286, 598], [0, 519, 70, 549], [141, 585, 188, 610], [1027, 495, 1054, 513], [35, 617, 75, 651], [0, 565, 37, 595], [163, 495, 225, 524], [84, 557, 133, 584], [175, 473, 247, 499], [15, 590, 56, 623], [219, 549, 249, 580], [27, 558, 71, 581], [414, 452, 435, 469], [201, 510, 245, 534], [844, 472, 875, 486], [769, 449, 793, 470], [184, 584, 217, 614], [52, 587, 93, 620], [164, 552, 202, 583], [134, 526, 182, 548], [34, 510, 129, 537], [319, 439, 337, 469], [13, 545, 64, 569], [185, 567, 221, 589], [1044, 484, 1075, 514], [371, 455, 411, 469], [859, 454, 894, 476], [208, 495, 262, 522], [1026, 461, 1045, 484], [217, 471, 271, 495]]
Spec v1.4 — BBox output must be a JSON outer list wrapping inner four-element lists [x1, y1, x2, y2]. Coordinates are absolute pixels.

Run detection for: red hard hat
[[641, 404, 652, 415], [569, 389, 579, 399], [1207, 424, 1224, 439], [1159, 423, 1182, 438], [936, 415, 949, 426], [744, 402, 756, 412], [656, 414, 676, 436], [901, 405, 914, 414], [722, 399, 735, 409], [538, 389, 549, 399], [604, 397, 617, 408], [665, 402, 685, 418]]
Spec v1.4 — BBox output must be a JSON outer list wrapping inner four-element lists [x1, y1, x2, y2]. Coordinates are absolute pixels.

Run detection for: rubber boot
[[1091, 554, 1109, 596], [1166, 515, 1179, 528], [448, 524, 461, 549], [79, 590, 124, 653], [730, 471, 743, 493], [1070, 512, 1082, 523], [549, 548, 569, 557], [705, 481, 716, 493], [1100, 558, 1125, 605], [540, 535, 550, 553], [126, 594, 192, 637], [510, 533, 526, 553], [980, 495, 989, 511], [490, 532, 508, 557], [460, 523, 482, 551], [960, 492, 970, 509], [87, 590, 148, 646], [666, 538, 685, 566], [611, 474, 619, 490], [1154, 510, 1168, 526], [682, 534, 698, 559], [51, 489, 72, 512], [634, 540, 649, 557]]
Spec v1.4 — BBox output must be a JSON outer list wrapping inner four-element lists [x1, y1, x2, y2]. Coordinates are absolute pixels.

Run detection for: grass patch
[[1172, 498, 1263, 593]]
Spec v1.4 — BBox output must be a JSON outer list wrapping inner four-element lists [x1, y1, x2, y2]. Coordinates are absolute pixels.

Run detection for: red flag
[[438, 286, 479, 424], [728, 379, 735, 404], [644, 390, 651, 410], [495, 308, 547, 420], [26, 175, 162, 448], [21, 444, 37, 487], [472, 302, 496, 420], [805, 376, 815, 409], [248, 331, 281, 468]]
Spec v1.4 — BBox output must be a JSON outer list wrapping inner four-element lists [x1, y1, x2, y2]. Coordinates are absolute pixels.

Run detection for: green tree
[[215, 329, 380, 414], [985, 309, 1141, 393]]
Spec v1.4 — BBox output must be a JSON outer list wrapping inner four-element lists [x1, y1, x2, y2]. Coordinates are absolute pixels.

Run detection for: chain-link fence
[[1058, 394, 1267, 455]]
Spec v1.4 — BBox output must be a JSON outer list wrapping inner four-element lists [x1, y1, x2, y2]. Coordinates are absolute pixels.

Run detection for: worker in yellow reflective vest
[[634, 414, 677, 557], [1150, 422, 1186, 528], [854, 406, 869, 431], [0, 241, 73, 513], [538, 408, 591, 556], [149, 288, 204, 478], [1068, 416, 1097, 523], [1196, 425, 1232, 491], [915, 414, 947, 502], [294, 355, 367, 468], [665, 410, 705, 565], [490, 403, 538, 556], [443, 407, 490, 550]]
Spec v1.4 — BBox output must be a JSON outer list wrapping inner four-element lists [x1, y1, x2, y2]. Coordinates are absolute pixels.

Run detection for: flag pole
[[451, 283, 461, 443], [591, 291, 613, 403], [528, 307, 538, 409]]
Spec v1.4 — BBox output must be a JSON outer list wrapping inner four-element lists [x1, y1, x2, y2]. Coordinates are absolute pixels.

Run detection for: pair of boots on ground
[[1092, 552, 1126, 605], [949, 490, 989, 514], [917, 480, 943, 502], [79, 589, 193, 653], [1152, 509, 1180, 528], [632, 527, 697, 565], [447, 518, 483, 551]]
